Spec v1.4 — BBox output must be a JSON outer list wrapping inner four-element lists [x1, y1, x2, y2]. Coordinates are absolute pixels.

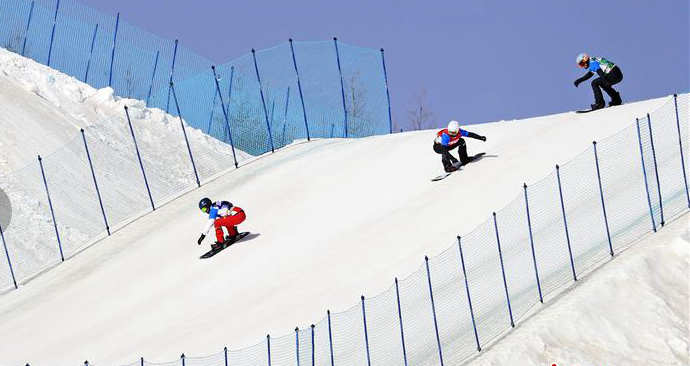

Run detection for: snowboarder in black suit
[[574, 53, 623, 110]]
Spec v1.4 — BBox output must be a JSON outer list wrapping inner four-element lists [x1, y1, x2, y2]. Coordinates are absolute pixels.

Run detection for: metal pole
[[523, 184, 543, 303], [327, 310, 334, 366], [81, 128, 110, 235], [84, 23, 98, 83], [282, 86, 290, 147], [170, 82, 201, 187], [636, 118, 658, 232], [593, 141, 614, 256], [251, 49, 276, 153], [646, 113, 665, 226], [361, 296, 372, 366], [46, 0, 60, 66], [108, 12, 119, 87], [673, 94, 690, 208], [0, 221, 18, 289], [493, 212, 515, 327], [140, 356, 143, 366], [222, 66, 235, 140], [394, 278, 409, 366], [333, 37, 348, 138], [145, 50, 160, 104], [266, 334, 272, 366], [180, 354, 185, 366], [295, 327, 301, 366], [556, 165, 577, 281], [310, 324, 315, 366], [224, 347, 228, 366], [38, 155, 64, 261], [289, 39, 310, 141], [206, 86, 218, 134], [21, 1, 34, 57], [424, 256, 445, 366], [124, 106, 155, 210], [380, 48, 393, 134], [457, 236, 481, 351], [211, 66, 239, 168], [165, 39, 179, 114]]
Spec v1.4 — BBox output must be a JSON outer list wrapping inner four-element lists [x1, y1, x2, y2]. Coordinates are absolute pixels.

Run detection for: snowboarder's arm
[[465, 131, 487, 141], [574, 71, 593, 87], [202, 218, 215, 236]]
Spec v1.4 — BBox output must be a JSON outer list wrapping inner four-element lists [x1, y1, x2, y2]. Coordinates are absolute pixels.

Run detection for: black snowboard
[[431, 152, 486, 181], [200, 232, 250, 259]]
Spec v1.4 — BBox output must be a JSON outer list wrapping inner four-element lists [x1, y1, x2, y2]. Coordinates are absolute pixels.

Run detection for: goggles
[[201, 206, 209, 213], [578, 59, 588, 68]]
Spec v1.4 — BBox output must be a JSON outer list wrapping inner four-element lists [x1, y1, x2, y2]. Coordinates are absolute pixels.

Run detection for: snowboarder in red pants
[[197, 198, 246, 250]]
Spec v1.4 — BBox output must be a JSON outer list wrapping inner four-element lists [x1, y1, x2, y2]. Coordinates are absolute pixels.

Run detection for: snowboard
[[200, 232, 250, 259], [431, 152, 486, 181], [576, 103, 623, 114]]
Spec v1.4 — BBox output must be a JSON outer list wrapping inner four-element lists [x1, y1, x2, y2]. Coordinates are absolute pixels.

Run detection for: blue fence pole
[[673, 94, 690, 208], [295, 327, 301, 366], [380, 48, 393, 134], [0, 221, 18, 289], [523, 184, 543, 303], [211, 66, 239, 168], [180, 354, 185, 366], [83, 23, 98, 83], [636, 118, 658, 232], [289, 39, 310, 141], [333, 37, 349, 138], [124, 106, 155, 211], [493, 212, 515, 327], [81, 128, 110, 235], [140, 357, 143, 366], [37, 155, 64, 261], [361, 295, 372, 366], [282, 87, 290, 147], [206, 86, 218, 135], [424, 256, 445, 366], [251, 49, 276, 154], [224, 347, 228, 366], [556, 165, 577, 281], [20, 1, 34, 56], [646, 113, 665, 226], [222, 66, 235, 140], [310, 324, 315, 366], [145, 50, 160, 104], [327, 310, 334, 366], [593, 141, 614, 256], [108, 12, 119, 87], [394, 278, 409, 366], [170, 82, 201, 187], [457, 236, 481, 352], [165, 39, 179, 114], [46, 0, 60, 66], [267, 334, 272, 366]]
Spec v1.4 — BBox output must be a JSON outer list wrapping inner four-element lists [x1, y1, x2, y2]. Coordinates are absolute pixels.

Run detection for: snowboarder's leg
[[603, 67, 623, 106], [213, 211, 247, 242], [590, 77, 608, 107], [433, 143, 457, 171], [456, 139, 471, 164]]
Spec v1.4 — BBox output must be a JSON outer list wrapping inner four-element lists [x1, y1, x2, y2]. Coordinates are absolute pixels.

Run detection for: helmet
[[576, 53, 589, 68], [199, 197, 212, 213], [447, 120, 460, 135]]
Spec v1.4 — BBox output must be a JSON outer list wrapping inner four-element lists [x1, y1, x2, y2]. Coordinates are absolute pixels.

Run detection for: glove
[[197, 234, 206, 245], [574, 80, 581, 87], [480, 135, 487, 142]]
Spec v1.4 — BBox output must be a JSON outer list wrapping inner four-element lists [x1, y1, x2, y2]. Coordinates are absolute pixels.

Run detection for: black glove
[[574, 79, 581, 87], [480, 135, 487, 142], [197, 234, 206, 245]]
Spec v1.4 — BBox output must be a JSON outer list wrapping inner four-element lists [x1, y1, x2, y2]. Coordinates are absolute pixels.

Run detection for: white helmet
[[447, 120, 460, 135]]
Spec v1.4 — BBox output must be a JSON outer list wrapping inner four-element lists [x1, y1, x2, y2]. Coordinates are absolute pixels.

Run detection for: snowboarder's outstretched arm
[[465, 131, 487, 141], [574, 71, 593, 87]]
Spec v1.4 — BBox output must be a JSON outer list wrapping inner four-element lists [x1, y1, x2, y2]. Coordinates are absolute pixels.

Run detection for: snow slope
[[0, 85, 684, 365]]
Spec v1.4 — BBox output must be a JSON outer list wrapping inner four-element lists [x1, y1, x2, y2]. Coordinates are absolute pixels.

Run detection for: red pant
[[213, 207, 246, 242]]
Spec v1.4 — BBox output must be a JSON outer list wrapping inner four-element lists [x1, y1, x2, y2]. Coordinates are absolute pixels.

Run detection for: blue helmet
[[199, 197, 212, 212]]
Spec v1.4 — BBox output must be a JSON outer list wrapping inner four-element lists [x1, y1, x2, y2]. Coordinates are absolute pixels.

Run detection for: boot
[[609, 91, 622, 106], [590, 101, 605, 110], [225, 227, 240, 244], [211, 241, 225, 251]]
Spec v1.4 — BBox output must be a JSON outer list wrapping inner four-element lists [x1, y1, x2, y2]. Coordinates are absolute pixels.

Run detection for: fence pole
[[361, 295, 372, 366], [206, 86, 218, 134], [295, 327, 301, 366], [84, 23, 98, 83], [0, 220, 18, 289], [165, 39, 179, 113], [251, 49, 276, 153], [21, 1, 34, 56], [180, 354, 185, 366], [556, 165, 577, 281], [46, 0, 60, 66], [38, 155, 64, 261], [457, 236, 481, 351], [310, 324, 315, 366], [223, 347, 228, 366], [289, 39, 310, 141], [266, 334, 272, 366], [394, 278, 409, 366], [211, 66, 239, 168], [145, 50, 160, 104], [108, 12, 120, 87], [140, 357, 143, 366], [124, 106, 155, 210], [593, 141, 614, 256], [636, 118, 658, 232], [282, 87, 290, 147], [646, 113, 665, 226], [333, 37, 348, 138], [523, 184, 543, 303], [81, 128, 110, 235], [170, 82, 201, 187], [380, 48, 393, 134], [424, 256, 445, 366], [221, 66, 235, 140], [327, 310, 334, 366], [673, 94, 690, 208], [493, 212, 515, 327]]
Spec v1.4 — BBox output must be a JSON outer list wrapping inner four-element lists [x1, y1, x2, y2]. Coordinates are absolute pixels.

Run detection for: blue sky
[[76, 0, 689, 130]]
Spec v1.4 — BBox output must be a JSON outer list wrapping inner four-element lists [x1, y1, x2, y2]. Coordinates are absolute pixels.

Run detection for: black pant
[[433, 140, 469, 169], [592, 66, 623, 104]]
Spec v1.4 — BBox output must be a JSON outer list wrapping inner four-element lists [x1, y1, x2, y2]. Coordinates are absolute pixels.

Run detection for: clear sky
[[75, 0, 689, 130]]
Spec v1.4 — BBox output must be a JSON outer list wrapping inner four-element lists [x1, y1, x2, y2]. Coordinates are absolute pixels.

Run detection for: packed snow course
[[0, 48, 688, 365]]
